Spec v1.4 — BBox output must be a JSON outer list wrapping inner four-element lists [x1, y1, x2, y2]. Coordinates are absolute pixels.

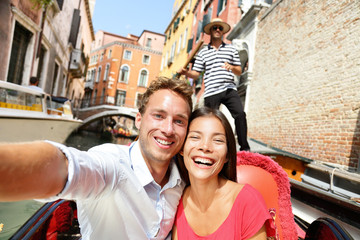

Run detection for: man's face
[[210, 25, 224, 39], [135, 89, 190, 169]]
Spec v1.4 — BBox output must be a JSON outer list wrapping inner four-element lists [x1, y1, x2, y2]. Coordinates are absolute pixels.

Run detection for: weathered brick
[[248, 0, 360, 169]]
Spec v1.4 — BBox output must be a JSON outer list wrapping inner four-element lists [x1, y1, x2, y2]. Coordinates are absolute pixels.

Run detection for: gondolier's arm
[[0, 141, 68, 201]]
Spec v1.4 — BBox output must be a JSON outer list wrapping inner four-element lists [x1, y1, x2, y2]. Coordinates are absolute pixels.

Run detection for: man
[[0, 77, 193, 239], [178, 18, 250, 151], [27, 76, 45, 93]]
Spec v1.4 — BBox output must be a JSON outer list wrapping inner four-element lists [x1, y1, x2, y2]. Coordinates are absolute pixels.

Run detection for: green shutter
[[187, 38, 193, 53]]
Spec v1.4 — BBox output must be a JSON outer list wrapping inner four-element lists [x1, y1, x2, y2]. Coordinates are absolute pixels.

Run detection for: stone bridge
[[75, 105, 138, 126]]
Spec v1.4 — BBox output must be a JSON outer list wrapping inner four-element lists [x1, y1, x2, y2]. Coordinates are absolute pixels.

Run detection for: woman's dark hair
[[176, 107, 237, 185]]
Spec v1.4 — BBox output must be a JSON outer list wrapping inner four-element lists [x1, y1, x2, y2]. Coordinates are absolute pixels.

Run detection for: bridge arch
[[81, 107, 138, 127]]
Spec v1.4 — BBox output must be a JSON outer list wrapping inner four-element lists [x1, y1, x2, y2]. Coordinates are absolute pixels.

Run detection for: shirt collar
[[208, 41, 226, 49], [130, 141, 183, 189]]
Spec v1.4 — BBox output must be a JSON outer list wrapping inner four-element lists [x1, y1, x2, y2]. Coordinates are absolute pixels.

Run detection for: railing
[[71, 96, 139, 110]]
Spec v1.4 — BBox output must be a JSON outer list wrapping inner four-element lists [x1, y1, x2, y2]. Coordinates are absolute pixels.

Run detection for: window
[[96, 66, 101, 82], [124, 50, 132, 60], [51, 62, 60, 95], [100, 88, 105, 104], [165, 51, 168, 66], [146, 38, 152, 47], [90, 68, 96, 83], [36, 45, 47, 85], [183, 28, 188, 49], [104, 64, 110, 81], [100, 52, 104, 61], [7, 22, 33, 84], [143, 55, 150, 64], [115, 90, 126, 106], [86, 70, 90, 81], [108, 49, 112, 58], [92, 89, 97, 105], [178, 34, 182, 53], [119, 65, 129, 83], [173, 17, 180, 31], [170, 42, 176, 61], [160, 57, 164, 71], [138, 69, 148, 87], [196, 21, 202, 42]]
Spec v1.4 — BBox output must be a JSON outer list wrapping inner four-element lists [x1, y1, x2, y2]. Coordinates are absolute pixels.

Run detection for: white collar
[[130, 141, 183, 189]]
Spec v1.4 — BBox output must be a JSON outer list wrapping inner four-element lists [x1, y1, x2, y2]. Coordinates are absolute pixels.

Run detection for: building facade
[[83, 30, 165, 109], [66, 0, 95, 107], [160, 0, 197, 78], [0, 0, 94, 100], [229, 0, 360, 170]]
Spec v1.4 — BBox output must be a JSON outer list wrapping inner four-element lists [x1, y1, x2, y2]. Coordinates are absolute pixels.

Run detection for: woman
[[173, 107, 274, 239]]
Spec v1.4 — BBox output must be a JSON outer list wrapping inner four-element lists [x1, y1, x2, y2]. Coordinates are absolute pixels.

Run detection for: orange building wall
[[90, 42, 163, 108]]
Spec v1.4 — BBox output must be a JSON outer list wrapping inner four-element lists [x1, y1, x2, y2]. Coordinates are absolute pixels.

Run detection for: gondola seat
[[236, 151, 298, 240]]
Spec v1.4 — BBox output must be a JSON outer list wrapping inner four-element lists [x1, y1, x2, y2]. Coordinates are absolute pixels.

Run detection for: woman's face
[[183, 116, 228, 181]]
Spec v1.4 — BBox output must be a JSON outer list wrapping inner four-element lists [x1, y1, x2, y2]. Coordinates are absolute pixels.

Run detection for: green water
[[0, 200, 43, 239]]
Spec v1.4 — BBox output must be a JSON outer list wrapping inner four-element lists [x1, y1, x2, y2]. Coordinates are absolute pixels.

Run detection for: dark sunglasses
[[212, 25, 224, 31]]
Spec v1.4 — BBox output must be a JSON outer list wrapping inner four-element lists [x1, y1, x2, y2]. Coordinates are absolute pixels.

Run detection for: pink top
[[174, 184, 273, 240]]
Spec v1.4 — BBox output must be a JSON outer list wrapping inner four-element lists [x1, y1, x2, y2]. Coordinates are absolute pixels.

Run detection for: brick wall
[[248, 0, 360, 169]]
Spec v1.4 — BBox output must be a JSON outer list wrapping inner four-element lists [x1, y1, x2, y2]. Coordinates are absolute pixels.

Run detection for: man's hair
[[176, 107, 237, 185], [30, 76, 39, 85], [138, 76, 193, 114]]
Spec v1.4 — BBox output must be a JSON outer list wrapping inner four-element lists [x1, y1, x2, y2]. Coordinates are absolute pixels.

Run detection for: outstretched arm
[[0, 141, 68, 201], [177, 68, 201, 80]]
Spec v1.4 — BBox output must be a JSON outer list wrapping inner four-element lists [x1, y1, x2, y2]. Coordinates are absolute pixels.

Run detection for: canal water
[[0, 130, 132, 239]]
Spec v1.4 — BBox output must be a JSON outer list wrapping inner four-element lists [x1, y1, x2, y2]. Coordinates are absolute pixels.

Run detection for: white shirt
[[27, 85, 45, 93], [41, 141, 185, 240]]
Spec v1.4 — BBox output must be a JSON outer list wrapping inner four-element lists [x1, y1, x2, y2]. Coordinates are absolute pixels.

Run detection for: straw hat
[[203, 18, 231, 35]]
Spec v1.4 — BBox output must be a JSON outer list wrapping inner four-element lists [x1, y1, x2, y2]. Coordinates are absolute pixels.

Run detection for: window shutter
[[69, 9, 81, 47], [187, 38, 193, 53], [202, 14, 210, 32], [217, 0, 224, 15], [56, 0, 64, 10]]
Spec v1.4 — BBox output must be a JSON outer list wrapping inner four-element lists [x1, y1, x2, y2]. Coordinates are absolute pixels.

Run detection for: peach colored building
[[83, 30, 165, 109]]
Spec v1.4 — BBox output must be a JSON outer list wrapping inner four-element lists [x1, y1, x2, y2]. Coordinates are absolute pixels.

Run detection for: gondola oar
[[173, 40, 204, 79]]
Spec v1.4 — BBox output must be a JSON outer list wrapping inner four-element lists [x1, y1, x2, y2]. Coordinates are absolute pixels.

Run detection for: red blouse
[[174, 184, 273, 240]]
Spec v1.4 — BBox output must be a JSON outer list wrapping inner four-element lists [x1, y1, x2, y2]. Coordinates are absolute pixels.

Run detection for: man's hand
[[223, 62, 233, 71], [222, 62, 242, 76], [177, 68, 201, 80], [177, 67, 188, 76]]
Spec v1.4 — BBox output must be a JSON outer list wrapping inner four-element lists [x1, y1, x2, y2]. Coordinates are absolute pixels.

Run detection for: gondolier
[[177, 18, 250, 151]]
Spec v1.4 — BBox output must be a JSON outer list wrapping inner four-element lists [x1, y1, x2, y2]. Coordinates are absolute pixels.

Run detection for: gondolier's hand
[[223, 62, 233, 72], [222, 62, 242, 76], [177, 67, 188, 76]]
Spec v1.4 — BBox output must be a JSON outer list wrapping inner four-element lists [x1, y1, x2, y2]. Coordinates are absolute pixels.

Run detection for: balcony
[[69, 49, 85, 78], [84, 80, 94, 90]]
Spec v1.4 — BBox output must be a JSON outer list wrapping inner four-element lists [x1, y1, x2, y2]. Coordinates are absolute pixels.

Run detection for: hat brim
[[204, 22, 231, 35]]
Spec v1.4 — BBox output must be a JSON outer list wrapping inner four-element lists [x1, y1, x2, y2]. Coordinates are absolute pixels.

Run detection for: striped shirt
[[192, 42, 241, 98]]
